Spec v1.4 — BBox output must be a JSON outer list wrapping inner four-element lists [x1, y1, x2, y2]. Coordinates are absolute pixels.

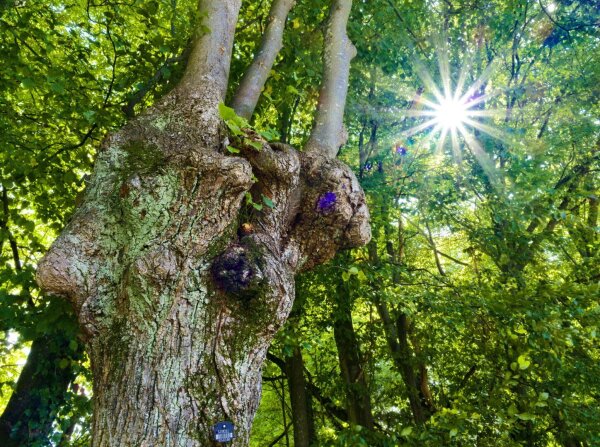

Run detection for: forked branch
[[306, 0, 356, 158], [231, 0, 296, 119]]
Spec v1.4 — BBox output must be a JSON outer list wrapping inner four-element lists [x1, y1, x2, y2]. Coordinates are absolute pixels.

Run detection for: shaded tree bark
[[36, 0, 368, 446], [333, 272, 375, 430], [0, 332, 83, 446], [285, 346, 316, 447]]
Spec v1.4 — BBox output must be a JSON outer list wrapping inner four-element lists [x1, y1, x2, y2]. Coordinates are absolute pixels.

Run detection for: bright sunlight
[[432, 96, 470, 131]]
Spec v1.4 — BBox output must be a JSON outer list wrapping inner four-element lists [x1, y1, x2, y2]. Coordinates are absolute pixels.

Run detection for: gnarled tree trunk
[[36, 0, 368, 445]]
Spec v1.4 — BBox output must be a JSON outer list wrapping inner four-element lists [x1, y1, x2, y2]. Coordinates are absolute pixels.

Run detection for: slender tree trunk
[[36, 0, 368, 445], [0, 333, 82, 446], [285, 346, 316, 447], [333, 275, 374, 430], [367, 239, 430, 425]]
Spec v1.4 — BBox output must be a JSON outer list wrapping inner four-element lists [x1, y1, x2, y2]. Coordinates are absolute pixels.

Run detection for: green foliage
[[219, 102, 279, 152], [2, 0, 599, 446]]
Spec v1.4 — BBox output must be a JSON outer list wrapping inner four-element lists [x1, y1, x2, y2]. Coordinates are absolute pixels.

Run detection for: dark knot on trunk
[[211, 242, 265, 299]]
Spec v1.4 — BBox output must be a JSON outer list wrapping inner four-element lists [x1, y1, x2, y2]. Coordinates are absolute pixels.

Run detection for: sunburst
[[400, 42, 508, 184]]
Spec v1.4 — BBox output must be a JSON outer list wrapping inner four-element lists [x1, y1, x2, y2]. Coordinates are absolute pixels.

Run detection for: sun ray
[[435, 37, 453, 98], [412, 58, 445, 102], [403, 118, 439, 137], [454, 53, 474, 102], [461, 90, 502, 109], [458, 57, 499, 104], [450, 127, 462, 163], [435, 126, 449, 157], [462, 117, 512, 143], [457, 124, 501, 186], [466, 109, 505, 119]]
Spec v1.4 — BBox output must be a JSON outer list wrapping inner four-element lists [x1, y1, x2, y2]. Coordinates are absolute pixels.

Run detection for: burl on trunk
[[36, 0, 369, 445]]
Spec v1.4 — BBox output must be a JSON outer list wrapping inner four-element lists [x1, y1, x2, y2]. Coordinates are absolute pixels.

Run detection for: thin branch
[[44, 124, 98, 163], [383, 0, 424, 52], [103, 20, 117, 108], [425, 221, 446, 277], [267, 352, 349, 424], [456, 365, 477, 392], [305, 0, 356, 158], [179, 0, 242, 100], [266, 422, 292, 447], [231, 0, 295, 119], [1, 187, 22, 271]]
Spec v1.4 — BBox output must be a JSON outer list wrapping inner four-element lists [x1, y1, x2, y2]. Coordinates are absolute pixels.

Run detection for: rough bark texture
[[231, 0, 296, 119], [36, 1, 367, 445]]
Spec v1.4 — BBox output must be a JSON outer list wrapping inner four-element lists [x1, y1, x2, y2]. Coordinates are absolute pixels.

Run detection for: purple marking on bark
[[396, 146, 408, 155], [317, 192, 337, 214]]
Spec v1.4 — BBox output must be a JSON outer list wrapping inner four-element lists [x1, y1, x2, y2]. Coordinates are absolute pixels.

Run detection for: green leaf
[[246, 139, 263, 151], [517, 354, 531, 370], [262, 195, 275, 209], [83, 110, 96, 123], [226, 121, 243, 136], [226, 145, 240, 154], [400, 427, 413, 437], [259, 128, 280, 141], [449, 428, 458, 437], [21, 77, 36, 89], [515, 413, 535, 421], [218, 102, 237, 121]]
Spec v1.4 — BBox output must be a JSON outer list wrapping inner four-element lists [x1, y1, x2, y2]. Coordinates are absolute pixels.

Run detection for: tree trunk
[[35, 1, 368, 445], [333, 276, 375, 430], [285, 346, 316, 447], [0, 333, 82, 446]]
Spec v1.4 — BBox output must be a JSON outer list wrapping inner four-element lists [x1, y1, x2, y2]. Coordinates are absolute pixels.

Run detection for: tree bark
[[0, 333, 82, 446], [285, 346, 316, 447], [305, 0, 356, 157], [36, 1, 368, 446], [232, 0, 296, 119], [285, 346, 315, 447], [333, 274, 374, 430]]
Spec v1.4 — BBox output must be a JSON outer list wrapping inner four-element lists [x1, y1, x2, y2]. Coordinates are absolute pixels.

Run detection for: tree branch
[[305, 0, 356, 158], [231, 0, 295, 119], [267, 352, 349, 424], [179, 0, 242, 100], [1, 187, 21, 271], [266, 422, 292, 447]]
